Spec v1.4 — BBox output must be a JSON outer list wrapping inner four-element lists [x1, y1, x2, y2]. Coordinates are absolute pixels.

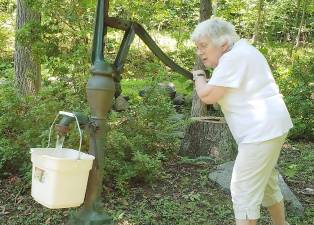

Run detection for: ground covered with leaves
[[0, 141, 313, 225]]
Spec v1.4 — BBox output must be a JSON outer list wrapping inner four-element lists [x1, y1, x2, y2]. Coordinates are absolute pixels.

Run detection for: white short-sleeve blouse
[[208, 39, 293, 144]]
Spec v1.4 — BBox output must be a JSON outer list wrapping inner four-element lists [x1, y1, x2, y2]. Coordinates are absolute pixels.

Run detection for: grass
[[0, 141, 313, 225]]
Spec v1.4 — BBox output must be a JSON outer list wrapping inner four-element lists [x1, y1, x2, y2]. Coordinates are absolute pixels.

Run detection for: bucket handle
[[47, 111, 83, 159]]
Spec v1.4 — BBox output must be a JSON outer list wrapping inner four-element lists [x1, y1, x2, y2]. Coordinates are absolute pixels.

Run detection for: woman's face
[[195, 36, 228, 68]]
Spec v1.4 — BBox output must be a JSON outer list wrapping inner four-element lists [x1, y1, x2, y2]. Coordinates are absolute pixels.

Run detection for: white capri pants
[[231, 133, 287, 220]]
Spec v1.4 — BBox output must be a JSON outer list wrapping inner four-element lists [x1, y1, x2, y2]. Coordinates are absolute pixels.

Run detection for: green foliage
[[13, 0, 96, 87], [104, 80, 185, 192], [283, 56, 314, 140], [15, 19, 43, 58], [216, 0, 314, 43], [0, 76, 88, 176], [261, 44, 314, 140], [264, 0, 314, 43], [13, 0, 198, 81], [111, 0, 198, 38], [0, 0, 15, 59]]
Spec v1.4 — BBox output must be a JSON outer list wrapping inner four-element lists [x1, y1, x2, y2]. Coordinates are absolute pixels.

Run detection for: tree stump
[[179, 116, 237, 161]]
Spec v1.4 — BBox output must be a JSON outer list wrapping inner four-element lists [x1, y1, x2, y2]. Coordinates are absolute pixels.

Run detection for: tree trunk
[[252, 0, 264, 44], [14, 0, 41, 95], [179, 117, 237, 161], [295, 0, 307, 48], [191, 0, 213, 117], [295, 0, 301, 27], [181, 0, 237, 160], [191, 59, 208, 117]]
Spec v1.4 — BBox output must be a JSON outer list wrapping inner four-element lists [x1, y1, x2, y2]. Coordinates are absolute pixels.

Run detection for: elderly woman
[[191, 18, 293, 225]]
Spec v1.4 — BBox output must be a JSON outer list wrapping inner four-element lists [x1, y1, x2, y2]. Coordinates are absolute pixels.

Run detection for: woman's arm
[[194, 76, 227, 104]]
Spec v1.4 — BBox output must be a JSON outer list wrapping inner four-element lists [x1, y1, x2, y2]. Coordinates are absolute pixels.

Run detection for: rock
[[168, 114, 185, 122], [139, 89, 146, 97], [173, 94, 185, 105], [114, 95, 129, 112], [208, 161, 304, 216], [158, 82, 176, 99], [139, 83, 176, 99], [184, 95, 193, 106], [123, 95, 130, 101], [208, 161, 234, 192], [278, 174, 305, 215], [301, 187, 314, 195], [47, 76, 57, 83], [172, 131, 185, 139]]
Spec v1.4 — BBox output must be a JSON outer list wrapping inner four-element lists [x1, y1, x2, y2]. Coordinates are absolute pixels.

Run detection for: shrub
[[0, 74, 186, 193], [104, 80, 186, 192], [266, 45, 314, 140], [0, 77, 88, 177], [280, 53, 314, 140]]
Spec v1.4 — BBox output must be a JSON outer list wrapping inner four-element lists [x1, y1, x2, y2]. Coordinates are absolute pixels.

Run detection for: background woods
[[0, 0, 313, 224]]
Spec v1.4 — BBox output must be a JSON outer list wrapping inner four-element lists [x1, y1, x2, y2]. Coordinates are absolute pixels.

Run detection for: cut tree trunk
[[179, 117, 237, 161]]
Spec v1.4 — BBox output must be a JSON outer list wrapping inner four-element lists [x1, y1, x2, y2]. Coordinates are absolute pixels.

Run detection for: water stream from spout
[[55, 135, 65, 153]]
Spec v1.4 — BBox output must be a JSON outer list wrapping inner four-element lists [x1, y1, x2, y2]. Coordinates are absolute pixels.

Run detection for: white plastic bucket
[[31, 148, 94, 208], [31, 111, 95, 209]]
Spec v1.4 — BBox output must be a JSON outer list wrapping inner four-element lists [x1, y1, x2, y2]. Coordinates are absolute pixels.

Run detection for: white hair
[[191, 18, 239, 48]]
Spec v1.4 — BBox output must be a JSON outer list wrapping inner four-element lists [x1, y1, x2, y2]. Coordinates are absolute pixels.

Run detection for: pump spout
[[55, 112, 89, 136]]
